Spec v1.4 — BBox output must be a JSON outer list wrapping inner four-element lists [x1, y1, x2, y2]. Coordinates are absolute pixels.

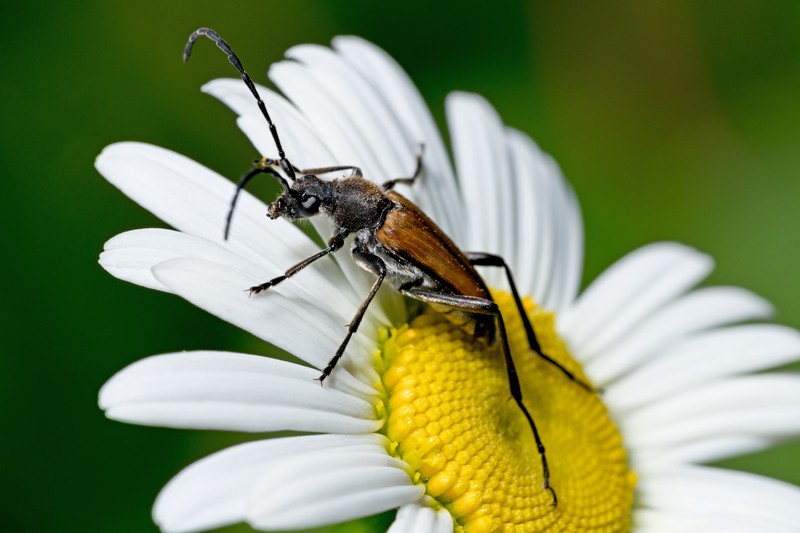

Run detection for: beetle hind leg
[[401, 288, 558, 506], [466, 252, 599, 394]]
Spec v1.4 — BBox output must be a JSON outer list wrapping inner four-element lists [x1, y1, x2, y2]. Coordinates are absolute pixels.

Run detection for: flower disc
[[381, 292, 636, 532]]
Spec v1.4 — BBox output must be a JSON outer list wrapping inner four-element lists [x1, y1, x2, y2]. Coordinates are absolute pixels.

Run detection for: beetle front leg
[[259, 156, 362, 178], [317, 255, 386, 384], [248, 231, 349, 295], [298, 164, 363, 178], [401, 288, 558, 506], [466, 252, 597, 394]]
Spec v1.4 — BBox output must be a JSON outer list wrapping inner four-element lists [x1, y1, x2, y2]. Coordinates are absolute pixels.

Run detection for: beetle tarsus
[[248, 275, 285, 296], [546, 484, 558, 506]]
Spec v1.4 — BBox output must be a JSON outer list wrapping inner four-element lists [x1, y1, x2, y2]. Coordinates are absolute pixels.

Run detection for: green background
[[4, 1, 800, 532]]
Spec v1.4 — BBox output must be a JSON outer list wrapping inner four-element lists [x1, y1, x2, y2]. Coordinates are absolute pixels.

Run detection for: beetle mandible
[[184, 27, 595, 505]]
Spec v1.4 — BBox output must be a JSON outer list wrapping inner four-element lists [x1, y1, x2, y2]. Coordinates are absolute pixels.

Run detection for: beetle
[[184, 27, 594, 505]]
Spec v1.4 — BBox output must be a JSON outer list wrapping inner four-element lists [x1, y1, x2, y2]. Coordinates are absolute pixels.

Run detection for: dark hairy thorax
[[330, 177, 393, 232]]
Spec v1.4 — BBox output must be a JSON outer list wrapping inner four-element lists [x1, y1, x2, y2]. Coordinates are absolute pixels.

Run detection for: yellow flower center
[[378, 292, 635, 532]]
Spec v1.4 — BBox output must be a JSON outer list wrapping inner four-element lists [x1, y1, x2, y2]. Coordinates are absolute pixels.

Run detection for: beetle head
[[268, 174, 333, 221]]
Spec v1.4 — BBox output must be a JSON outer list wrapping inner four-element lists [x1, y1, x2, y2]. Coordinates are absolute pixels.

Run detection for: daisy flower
[[97, 34, 800, 533]]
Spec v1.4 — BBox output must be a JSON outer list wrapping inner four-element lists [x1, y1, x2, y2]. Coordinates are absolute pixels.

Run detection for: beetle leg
[[257, 158, 362, 178], [248, 231, 349, 295], [253, 157, 304, 177], [465, 252, 598, 394], [401, 287, 557, 506], [317, 256, 387, 384], [298, 164, 363, 178], [382, 144, 425, 190]]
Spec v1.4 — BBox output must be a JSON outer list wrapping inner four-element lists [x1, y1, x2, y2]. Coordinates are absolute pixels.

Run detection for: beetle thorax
[[330, 177, 392, 231]]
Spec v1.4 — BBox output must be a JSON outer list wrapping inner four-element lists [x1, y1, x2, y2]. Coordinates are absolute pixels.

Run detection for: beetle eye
[[300, 193, 320, 214]]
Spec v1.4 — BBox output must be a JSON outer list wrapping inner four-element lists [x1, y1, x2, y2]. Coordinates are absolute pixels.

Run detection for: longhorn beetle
[[184, 27, 595, 505]]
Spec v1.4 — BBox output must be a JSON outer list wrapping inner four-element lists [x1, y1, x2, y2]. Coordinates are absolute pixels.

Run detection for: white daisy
[[97, 34, 800, 533]]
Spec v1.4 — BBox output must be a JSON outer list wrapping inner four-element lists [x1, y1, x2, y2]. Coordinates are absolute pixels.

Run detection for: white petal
[[505, 129, 582, 311], [503, 130, 558, 309], [151, 257, 378, 394], [633, 508, 789, 533], [100, 352, 380, 433], [389, 503, 454, 533], [446, 93, 510, 288], [247, 448, 424, 530], [444, 91, 584, 306], [100, 228, 269, 296], [101, 228, 383, 392], [624, 375, 800, 458], [540, 147, 583, 312], [100, 227, 367, 327], [99, 229, 186, 291], [607, 323, 800, 412], [637, 465, 800, 532], [637, 435, 772, 465], [592, 287, 774, 391], [97, 142, 305, 261], [154, 434, 388, 533], [505, 130, 542, 297], [95, 142, 370, 315], [286, 44, 416, 184], [269, 58, 387, 184], [202, 78, 330, 168], [559, 242, 712, 362], [333, 36, 464, 241]]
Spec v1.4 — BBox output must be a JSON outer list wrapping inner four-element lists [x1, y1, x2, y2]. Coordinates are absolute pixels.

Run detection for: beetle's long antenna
[[225, 166, 290, 240], [184, 27, 296, 180]]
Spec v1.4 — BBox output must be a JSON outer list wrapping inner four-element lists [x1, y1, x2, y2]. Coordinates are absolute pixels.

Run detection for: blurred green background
[[3, 1, 800, 532]]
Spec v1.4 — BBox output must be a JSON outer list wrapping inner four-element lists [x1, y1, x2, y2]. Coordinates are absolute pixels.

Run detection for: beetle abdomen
[[377, 191, 491, 300]]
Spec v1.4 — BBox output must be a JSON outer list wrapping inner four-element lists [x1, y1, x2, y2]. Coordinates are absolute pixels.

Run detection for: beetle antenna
[[225, 166, 290, 240], [184, 27, 296, 180]]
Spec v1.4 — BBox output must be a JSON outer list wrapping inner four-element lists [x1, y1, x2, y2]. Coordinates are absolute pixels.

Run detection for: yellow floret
[[379, 292, 635, 532]]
